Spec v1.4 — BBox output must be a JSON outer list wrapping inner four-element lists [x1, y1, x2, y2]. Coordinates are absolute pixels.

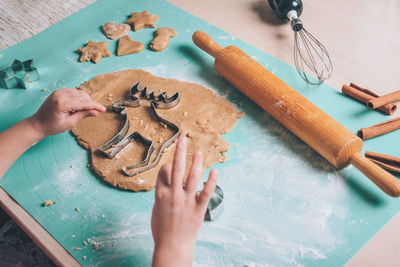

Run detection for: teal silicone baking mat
[[0, 0, 399, 265]]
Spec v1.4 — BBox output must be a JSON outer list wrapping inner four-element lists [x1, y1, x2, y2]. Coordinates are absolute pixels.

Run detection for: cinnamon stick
[[367, 90, 400, 110], [341, 83, 397, 115], [369, 159, 400, 174], [366, 151, 400, 166], [365, 151, 400, 174], [349, 82, 379, 97], [357, 117, 400, 140]]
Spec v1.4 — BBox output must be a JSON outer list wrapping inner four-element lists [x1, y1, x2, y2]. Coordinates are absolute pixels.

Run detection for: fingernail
[[211, 168, 218, 178], [179, 136, 187, 144]]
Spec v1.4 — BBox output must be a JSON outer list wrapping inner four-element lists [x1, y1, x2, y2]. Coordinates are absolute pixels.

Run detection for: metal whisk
[[268, 0, 333, 85]]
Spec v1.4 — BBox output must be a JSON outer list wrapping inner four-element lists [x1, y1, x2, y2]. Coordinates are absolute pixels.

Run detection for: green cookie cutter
[[204, 184, 224, 221], [0, 59, 40, 89]]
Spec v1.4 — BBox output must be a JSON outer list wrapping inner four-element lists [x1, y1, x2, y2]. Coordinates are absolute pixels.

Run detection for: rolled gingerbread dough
[[71, 69, 242, 191]]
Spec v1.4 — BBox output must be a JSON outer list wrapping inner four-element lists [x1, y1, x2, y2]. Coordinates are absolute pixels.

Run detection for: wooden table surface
[[0, 0, 399, 265]]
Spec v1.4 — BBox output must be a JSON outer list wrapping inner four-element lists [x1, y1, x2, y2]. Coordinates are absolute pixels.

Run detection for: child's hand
[[28, 88, 106, 138], [151, 136, 218, 267], [0, 88, 105, 178]]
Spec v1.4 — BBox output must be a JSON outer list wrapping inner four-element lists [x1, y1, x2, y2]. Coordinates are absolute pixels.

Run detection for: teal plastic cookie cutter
[[0, 59, 40, 89]]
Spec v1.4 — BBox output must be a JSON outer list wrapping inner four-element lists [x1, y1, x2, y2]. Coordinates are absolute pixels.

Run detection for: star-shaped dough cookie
[[125, 10, 159, 32], [77, 41, 111, 63]]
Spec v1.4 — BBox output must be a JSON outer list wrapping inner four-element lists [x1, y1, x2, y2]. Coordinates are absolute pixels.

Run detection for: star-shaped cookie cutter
[[97, 81, 180, 177], [0, 59, 40, 89], [202, 184, 224, 221]]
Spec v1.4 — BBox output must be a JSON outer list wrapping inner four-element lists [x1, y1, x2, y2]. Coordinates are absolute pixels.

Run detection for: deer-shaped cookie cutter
[[97, 81, 180, 177], [97, 81, 224, 220]]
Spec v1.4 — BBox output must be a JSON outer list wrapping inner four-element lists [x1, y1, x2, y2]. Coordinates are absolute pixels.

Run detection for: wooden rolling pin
[[192, 31, 400, 197]]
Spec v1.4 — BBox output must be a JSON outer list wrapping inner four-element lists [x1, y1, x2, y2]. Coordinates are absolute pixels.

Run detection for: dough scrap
[[71, 69, 242, 192], [125, 10, 159, 32], [117, 35, 144, 56], [102, 22, 130, 40], [150, 27, 177, 52], [43, 200, 53, 207], [77, 41, 111, 63]]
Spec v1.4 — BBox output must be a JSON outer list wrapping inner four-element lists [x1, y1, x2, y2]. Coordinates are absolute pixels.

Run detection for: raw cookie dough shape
[[117, 35, 144, 56], [97, 82, 180, 177], [77, 41, 111, 63], [125, 10, 159, 32], [102, 22, 130, 40], [71, 69, 242, 191], [150, 27, 177, 52]]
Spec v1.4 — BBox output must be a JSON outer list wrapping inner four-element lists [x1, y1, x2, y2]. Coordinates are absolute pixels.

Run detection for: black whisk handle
[[267, 0, 303, 20]]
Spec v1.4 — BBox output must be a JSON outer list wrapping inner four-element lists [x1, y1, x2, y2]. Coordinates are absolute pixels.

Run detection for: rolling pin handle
[[350, 152, 400, 197], [192, 31, 223, 58]]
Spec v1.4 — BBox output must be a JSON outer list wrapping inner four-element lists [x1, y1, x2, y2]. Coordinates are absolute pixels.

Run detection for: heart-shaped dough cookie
[[117, 35, 144, 56], [102, 22, 130, 40]]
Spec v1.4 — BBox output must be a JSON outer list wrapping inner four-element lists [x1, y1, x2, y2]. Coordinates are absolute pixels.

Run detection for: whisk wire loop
[[293, 26, 333, 85]]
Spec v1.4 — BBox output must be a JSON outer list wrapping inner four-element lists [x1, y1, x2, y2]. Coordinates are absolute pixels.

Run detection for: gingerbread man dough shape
[[77, 41, 111, 63], [117, 36, 144, 56], [102, 22, 130, 40], [150, 27, 177, 52], [125, 10, 159, 32]]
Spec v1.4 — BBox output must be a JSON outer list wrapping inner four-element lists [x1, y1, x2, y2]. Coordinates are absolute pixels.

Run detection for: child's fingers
[[51, 88, 103, 113], [156, 164, 172, 189], [67, 99, 106, 113], [197, 169, 218, 212], [65, 88, 89, 97], [184, 151, 203, 194], [170, 136, 187, 191], [72, 90, 92, 100]]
